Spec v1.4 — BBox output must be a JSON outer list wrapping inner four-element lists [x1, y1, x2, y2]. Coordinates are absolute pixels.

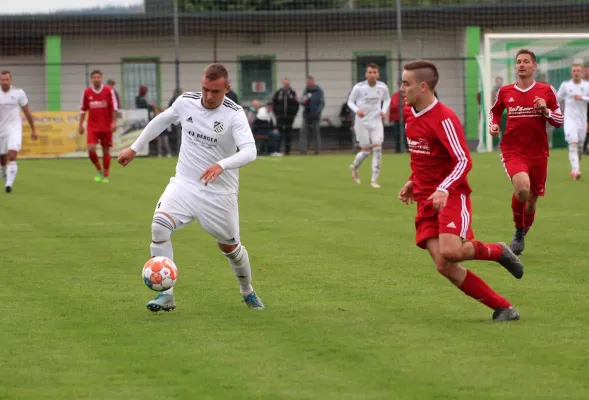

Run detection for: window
[[0, 36, 43, 57], [121, 59, 160, 109], [355, 54, 389, 86], [238, 56, 275, 102]]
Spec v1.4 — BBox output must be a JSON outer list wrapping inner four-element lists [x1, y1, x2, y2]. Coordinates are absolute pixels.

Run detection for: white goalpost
[[478, 33, 589, 152]]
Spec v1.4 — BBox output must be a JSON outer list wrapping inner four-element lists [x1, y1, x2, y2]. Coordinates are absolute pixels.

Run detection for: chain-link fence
[[1, 0, 588, 155]]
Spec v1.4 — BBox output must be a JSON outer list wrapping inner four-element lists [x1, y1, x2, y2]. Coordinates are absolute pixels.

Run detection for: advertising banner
[[20, 109, 150, 159]]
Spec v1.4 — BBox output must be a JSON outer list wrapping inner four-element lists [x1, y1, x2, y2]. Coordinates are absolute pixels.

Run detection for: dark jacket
[[226, 90, 239, 104], [252, 107, 275, 136], [135, 96, 156, 120], [301, 85, 324, 121], [272, 87, 299, 124]]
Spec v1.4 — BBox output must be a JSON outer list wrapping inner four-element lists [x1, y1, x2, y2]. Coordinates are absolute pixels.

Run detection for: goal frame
[[481, 33, 589, 152]]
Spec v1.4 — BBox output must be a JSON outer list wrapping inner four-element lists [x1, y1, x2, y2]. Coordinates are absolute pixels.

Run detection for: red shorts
[[415, 193, 474, 249], [87, 130, 113, 148], [500, 153, 547, 196]]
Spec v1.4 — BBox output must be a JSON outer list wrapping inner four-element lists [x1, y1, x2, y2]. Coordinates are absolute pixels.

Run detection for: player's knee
[[512, 177, 530, 201], [151, 216, 174, 243], [219, 242, 239, 255], [514, 187, 530, 202], [361, 147, 372, 153], [439, 247, 462, 264]]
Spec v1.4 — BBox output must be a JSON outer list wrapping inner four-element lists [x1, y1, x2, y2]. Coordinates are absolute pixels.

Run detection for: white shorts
[[0, 132, 22, 154], [155, 178, 240, 245], [354, 121, 383, 147], [564, 121, 587, 143]]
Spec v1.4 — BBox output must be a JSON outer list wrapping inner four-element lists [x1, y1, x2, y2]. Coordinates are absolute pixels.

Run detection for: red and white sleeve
[[435, 115, 472, 193]]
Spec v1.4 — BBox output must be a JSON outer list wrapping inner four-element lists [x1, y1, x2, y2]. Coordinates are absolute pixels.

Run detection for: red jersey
[[490, 82, 563, 159], [405, 99, 472, 200], [80, 85, 118, 133]]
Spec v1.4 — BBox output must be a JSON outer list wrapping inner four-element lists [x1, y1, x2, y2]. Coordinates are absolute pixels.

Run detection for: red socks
[[470, 240, 503, 261], [89, 150, 101, 171], [523, 209, 535, 235], [511, 194, 525, 229], [512, 194, 535, 234], [103, 153, 111, 177], [88, 150, 111, 178], [459, 270, 511, 310]]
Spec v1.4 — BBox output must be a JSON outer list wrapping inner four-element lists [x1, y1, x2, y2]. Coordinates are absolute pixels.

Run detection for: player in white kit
[[0, 71, 38, 193], [118, 64, 263, 312], [557, 64, 589, 180], [348, 63, 391, 188]]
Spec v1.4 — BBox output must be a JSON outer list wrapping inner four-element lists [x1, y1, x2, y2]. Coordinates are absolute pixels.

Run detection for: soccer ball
[[142, 256, 178, 291]]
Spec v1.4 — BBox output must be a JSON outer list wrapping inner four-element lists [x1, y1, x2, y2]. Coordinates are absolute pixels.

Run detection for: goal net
[[478, 33, 589, 152]]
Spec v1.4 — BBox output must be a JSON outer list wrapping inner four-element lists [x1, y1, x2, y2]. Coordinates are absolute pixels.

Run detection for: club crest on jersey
[[213, 121, 224, 134]]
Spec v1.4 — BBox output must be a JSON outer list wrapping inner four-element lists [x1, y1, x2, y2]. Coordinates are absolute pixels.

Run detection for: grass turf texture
[[1, 150, 588, 399]]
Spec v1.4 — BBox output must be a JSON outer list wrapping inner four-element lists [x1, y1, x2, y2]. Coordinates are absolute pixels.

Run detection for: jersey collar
[[411, 98, 438, 118], [91, 85, 104, 94], [514, 81, 536, 93]]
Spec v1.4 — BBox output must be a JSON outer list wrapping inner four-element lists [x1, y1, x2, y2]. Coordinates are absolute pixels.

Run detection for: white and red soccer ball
[[142, 256, 178, 291]]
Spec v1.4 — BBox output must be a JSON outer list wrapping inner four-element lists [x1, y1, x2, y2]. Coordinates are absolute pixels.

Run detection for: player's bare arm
[[111, 111, 118, 132], [398, 181, 414, 205], [490, 124, 500, 137], [78, 112, 86, 134], [21, 104, 37, 140]]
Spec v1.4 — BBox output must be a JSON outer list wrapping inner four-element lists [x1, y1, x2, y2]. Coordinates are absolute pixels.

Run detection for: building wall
[[0, 55, 46, 111], [59, 28, 466, 126]]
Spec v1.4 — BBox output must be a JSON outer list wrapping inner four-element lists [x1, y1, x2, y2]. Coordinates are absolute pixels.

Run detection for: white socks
[[352, 150, 371, 169], [6, 161, 17, 187], [371, 147, 382, 183], [0, 166, 5, 184], [150, 241, 175, 295], [148, 241, 254, 297], [569, 142, 580, 173], [224, 245, 253, 296]]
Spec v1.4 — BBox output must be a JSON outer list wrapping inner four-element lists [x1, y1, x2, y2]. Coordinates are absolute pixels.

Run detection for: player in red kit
[[489, 49, 563, 256], [79, 70, 118, 183], [397, 60, 523, 322]]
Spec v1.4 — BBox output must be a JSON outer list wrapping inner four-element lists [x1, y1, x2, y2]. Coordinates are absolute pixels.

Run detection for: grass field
[[1, 150, 588, 399]]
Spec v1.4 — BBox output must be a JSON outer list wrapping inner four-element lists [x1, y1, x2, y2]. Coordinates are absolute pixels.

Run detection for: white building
[[1, 2, 587, 143]]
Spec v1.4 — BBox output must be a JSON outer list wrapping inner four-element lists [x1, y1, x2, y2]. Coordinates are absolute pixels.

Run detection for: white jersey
[[167, 92, 255, 194], [347, 80, 390, 127], [0, 87, 28, 137], [557, 79, 589, 126]]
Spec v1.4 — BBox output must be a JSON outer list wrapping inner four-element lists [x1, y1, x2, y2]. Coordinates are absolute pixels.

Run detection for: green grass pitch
[[1, 150, 588, 399]]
